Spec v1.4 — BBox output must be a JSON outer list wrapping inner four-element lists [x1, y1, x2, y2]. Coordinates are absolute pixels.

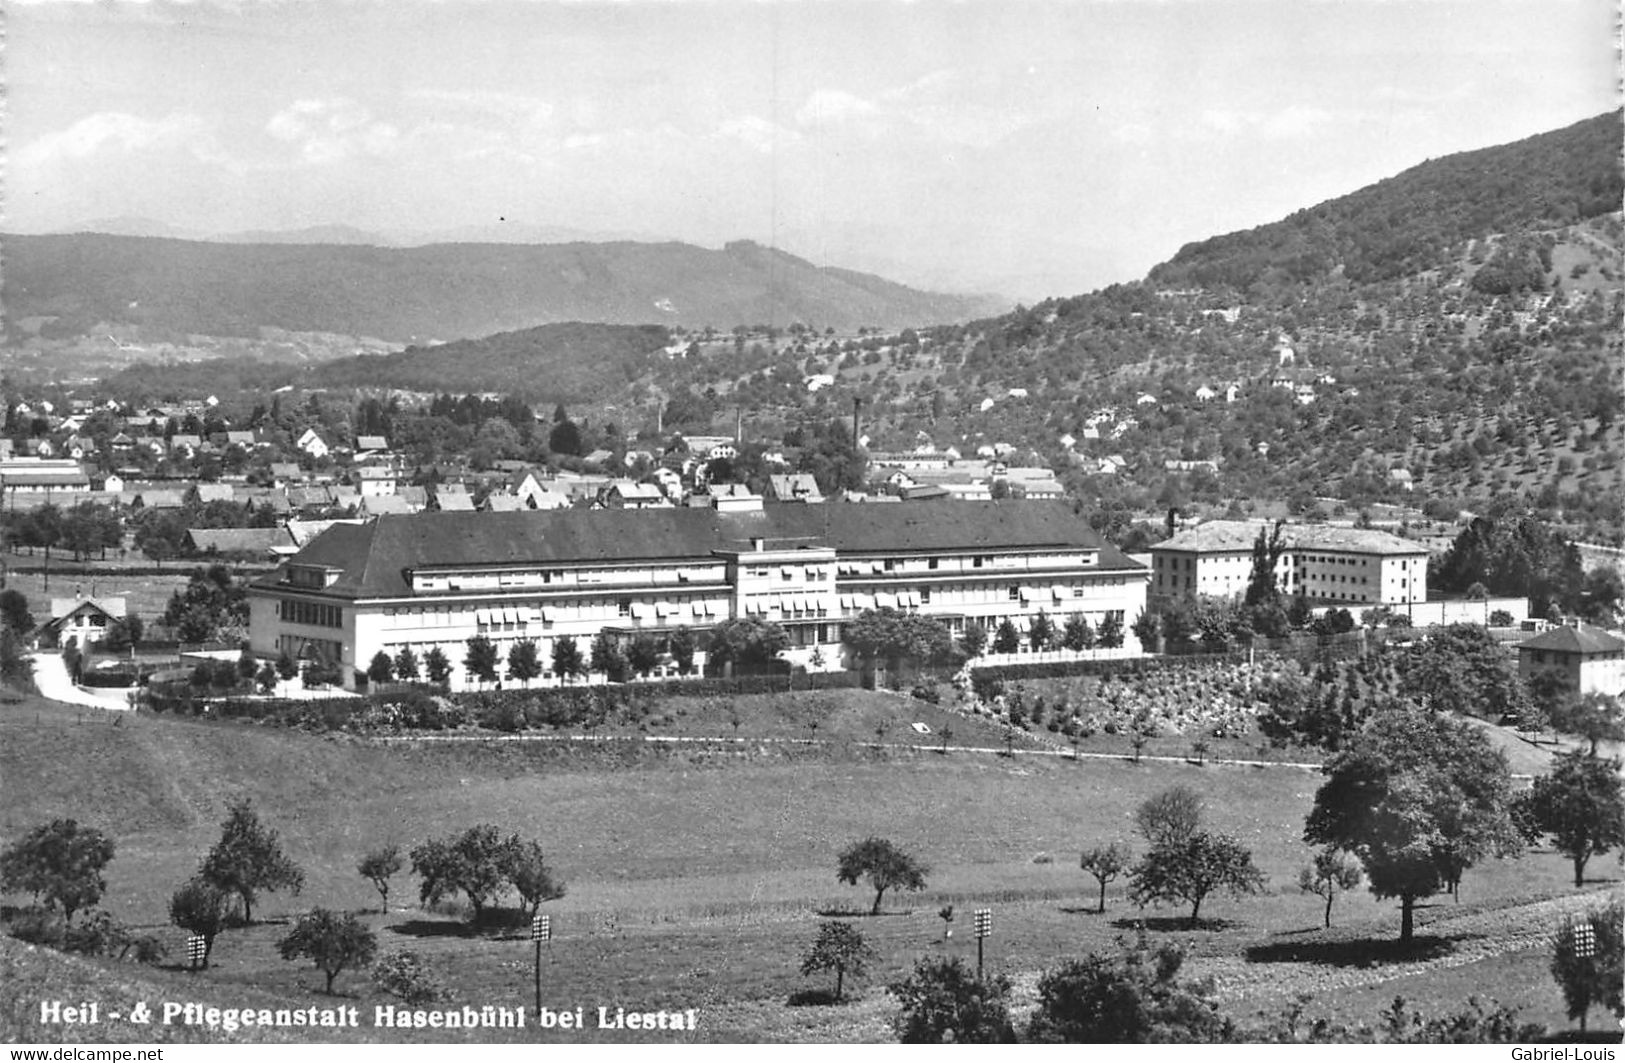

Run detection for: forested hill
[[1148, 110, 1623, 291], [0, 234, 1003, 344]]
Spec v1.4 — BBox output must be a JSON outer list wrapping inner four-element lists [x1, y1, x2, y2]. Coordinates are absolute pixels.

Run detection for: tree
[[462, 635, 499, 688], [668, 627, 696, 675], [1305, 709, 1522, 942], [278, 909, 377, 994], [199, 799, 305, 925], [836, 837, 928, 915], [169, 877, 231, 968], [423, 646, 452, 688], [1550, 900, 1624, 1034], [890, 956, 1015, 1044], [0, 589, 34, 635], [1244, 521, 1287, 608], [366, 651, 394, 687], [800, 921, 879, 1002], [1298, 849, 1364, 928], [410, 824, 514, 922], [1097, 612, 1126, 649], [1401, 624, 1527, 719], [589, 631, 630, 682], [102, 614, 143, 654], [1135, 786, 1204, 849], [627, 634, 661, 678], [960, 620, 988, 659], [506, 639, 543, 687], [991, 618, 1021, 654], [502, 838, 566, 921], [1129, 831, 1267, 928], [256, 661, 278, 693], [707, 617, 789, 671], [1025, 936, 1231, 1043], [1080, 842, 1132, 913], [1549, 693, 1625, 756], [551, 636, 584, 683], [1028, 610, 1055, 652], [275, 649, 299, 682], [1521, 752, 1625, 887], [357, 845, 403, 913], [1062, 613, 1096, 652], [842, 608, 954, 672], [0, 819, 115, 923], [393, 646, 420, 684], [0, 626, 33, 687]]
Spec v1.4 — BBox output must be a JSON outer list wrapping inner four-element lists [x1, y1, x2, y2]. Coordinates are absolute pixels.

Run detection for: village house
[[43, 594, 127, 649], [1517, 623, 1625, 698]]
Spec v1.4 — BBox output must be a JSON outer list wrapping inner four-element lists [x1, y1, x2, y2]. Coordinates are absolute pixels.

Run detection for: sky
[[4, 0, 1619, 300]]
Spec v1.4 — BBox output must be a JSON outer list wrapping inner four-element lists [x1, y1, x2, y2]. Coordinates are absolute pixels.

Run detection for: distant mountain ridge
[[1148, 110, 1624, 291], [1, 233, 1006, 344]]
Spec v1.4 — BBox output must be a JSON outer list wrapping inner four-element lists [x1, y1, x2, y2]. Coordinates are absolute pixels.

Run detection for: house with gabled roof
[[1517, 623, 1625, 697], [44, 594, 127, 648]]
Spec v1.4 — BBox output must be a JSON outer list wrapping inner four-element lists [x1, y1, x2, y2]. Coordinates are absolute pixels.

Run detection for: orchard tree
[[1080, 841, 1132, 913], [278, 909, 377, 994], [1521, 752, 1625, 887], [1135, 786, 1204, 849], [0, 819, 115, 922], [199, 799, 305, 925], [1549, 693, 1625, 756], [1305, 708, 1522, 942], [799, 920, 879, 1002], [1129, 831, 1266, 928], [836, 837, 928, 915], [169, 877, 231, 968], [357, 845, 403, 913], [411, 824, 511, 922], [1298, 849, 1364, 928], [502, 838, 566, 921]]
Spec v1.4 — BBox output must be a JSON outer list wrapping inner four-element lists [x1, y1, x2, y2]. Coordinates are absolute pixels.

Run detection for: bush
[[890, 956, 1015, 1043], [373, 951, 449, 1005]]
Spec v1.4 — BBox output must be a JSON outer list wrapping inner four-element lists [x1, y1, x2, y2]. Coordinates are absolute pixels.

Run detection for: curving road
[[28, 652, 137, 712]]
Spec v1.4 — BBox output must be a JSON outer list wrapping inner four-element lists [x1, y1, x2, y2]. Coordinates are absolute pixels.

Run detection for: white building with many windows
[[248, 500, 1148, 691], [1149, 520, 1428, 606]]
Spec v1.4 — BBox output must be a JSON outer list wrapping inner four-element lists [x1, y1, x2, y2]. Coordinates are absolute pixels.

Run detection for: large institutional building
[[248, 500, 1149, 692], [1149, 520, 1429, 607]]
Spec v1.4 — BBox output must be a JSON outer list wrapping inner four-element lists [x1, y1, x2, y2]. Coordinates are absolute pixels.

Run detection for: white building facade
[[248, 500, 1149, 691], [1150, 520, 1428, 607]]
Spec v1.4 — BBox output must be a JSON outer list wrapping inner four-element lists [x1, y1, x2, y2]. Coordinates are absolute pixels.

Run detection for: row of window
[[278, 599, 342, 628]]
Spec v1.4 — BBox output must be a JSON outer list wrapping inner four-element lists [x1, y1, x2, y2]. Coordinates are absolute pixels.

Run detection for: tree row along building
[[247, 499, 1149, 692]]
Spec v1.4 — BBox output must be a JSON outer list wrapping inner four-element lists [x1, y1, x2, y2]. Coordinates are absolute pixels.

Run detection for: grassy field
[[0, 567, 192, 627], [2, 690, 1619, 1044]]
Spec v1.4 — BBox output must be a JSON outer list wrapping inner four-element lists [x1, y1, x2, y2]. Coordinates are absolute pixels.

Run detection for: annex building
[[248, 500, 1149, 692], [1149, 520, 1428, 607]]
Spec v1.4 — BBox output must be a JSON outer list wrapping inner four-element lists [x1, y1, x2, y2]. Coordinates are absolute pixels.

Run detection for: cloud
[[265, 97, 399, 164], [17, 111, 208, 170], [405, 88, 556, 128], [713, 115, 793, 154], [1201, 105, 1333, 140], [795, 89, 878, 129]]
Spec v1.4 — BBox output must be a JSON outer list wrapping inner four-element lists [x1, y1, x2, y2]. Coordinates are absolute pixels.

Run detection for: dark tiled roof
[[1518, 625, 1625, 654], [258, 500, 1138, 599]]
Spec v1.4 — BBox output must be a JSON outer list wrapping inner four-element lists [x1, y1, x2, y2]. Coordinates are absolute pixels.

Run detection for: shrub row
[[141, 671, 865, 734]]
